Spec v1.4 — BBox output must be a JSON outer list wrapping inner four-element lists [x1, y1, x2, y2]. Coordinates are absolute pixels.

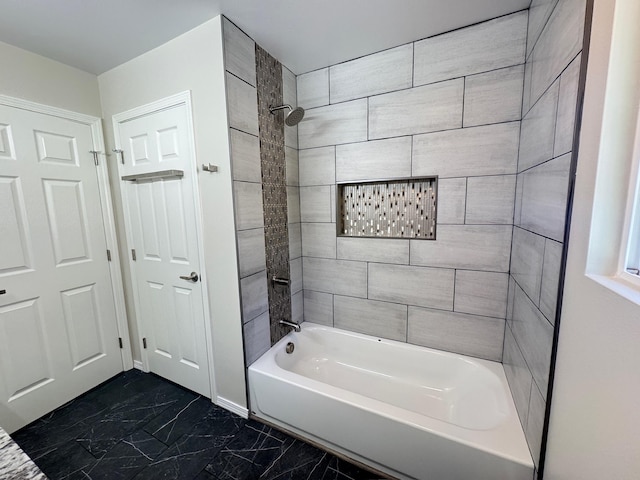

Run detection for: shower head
[[269, 104, 305, 126]]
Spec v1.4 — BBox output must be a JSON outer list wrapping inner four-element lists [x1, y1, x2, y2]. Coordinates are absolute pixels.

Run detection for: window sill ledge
[[587, 273, 640, 307]]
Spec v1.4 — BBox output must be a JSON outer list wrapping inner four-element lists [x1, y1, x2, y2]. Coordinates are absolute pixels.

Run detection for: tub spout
[[279, 320, 301, 332]]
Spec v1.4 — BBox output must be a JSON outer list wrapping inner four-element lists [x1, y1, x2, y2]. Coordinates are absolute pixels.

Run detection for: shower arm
[[269, 104, 292, 114]]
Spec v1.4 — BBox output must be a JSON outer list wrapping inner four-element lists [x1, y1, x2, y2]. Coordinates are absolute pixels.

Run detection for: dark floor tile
[[83, 370, 170, 409], [260, 439, 332, 480], [321, 457, 385, 480], [29, 438, 98, 479], [143, 391, 211, 445]]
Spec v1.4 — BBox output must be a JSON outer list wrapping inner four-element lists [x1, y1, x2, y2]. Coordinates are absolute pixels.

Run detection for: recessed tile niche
[[338, 178, 437, 239]]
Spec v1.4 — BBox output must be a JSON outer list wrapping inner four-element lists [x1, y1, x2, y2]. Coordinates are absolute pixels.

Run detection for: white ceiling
[[0, 0, 531, 75]]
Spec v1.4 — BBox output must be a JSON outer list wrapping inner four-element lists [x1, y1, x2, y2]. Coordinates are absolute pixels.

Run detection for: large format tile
[[369, 79, 463, 139], [237, 228, 266, 277], [337, 237, 409, 264], [287, 186, 301, 224], [297, 68, 329, 109], [518, 80, 559, 172], [412, 123, 519, 178], [511, 226, 546, 304], [299, 146, 335, 186], [223, 18, 256, 86], [300, 185, 332, 222], [330, 44, 413, 103], [230, 129, 261, 183], [290, 257, 303, 294], [334, 296, 408, 341], [503, 325, 533, 430], [527, 0, 560, 58], [368, 263, 454, 310], [540, 238, 563, 323], [555, 53, 581, 156], [298, 99, 368, 149], [454, 270, 509, 319], [234, 181, 264, 231], [411, 225, 512, 272], [240, 270, 269, 321], [408, 307, 504, 361], [520, 153, 571, 241], [511, 284, 554, 398], [413, 11, 527, 86], [302, 222, 337, 258], [526, 384, 547, 468], [463, 65, 524, 127], [243, 311, 270, 365], [465, 175, 516, 225], [336, 136, 412, 182], [289, 222, 302, 260], [285, 146, 299, 186], [226, 72, 259, 136], [303, 257, 367, 297], [282, 66, 299, 150], [303, 290, 334, 326], [143, 393, 208, 445], [530, 0, 586, 105], [291, 290, 304, 324], [436, 178, 466, 224]]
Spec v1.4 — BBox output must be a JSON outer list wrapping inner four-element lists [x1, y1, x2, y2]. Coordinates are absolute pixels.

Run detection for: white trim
[[216, 395, 249, 419], [133, 360, 145, 371], [111, 91, 217, 399], [0, 94, 133, 371]]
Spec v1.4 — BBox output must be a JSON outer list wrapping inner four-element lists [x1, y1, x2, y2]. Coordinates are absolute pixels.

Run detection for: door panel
[[0, 104, 122, 433], [116, 102, 210, 397]]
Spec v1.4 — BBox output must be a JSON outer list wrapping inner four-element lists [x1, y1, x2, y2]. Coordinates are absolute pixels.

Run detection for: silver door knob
[[179, 272, 199, 282]]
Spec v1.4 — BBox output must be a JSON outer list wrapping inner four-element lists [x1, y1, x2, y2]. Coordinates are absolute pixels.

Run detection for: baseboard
[[216, 396, 249, 419], [133, 360, 144, 371]]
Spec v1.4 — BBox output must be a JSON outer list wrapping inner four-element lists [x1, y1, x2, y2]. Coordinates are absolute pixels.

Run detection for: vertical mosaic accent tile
[[256, 45, 292, 344]]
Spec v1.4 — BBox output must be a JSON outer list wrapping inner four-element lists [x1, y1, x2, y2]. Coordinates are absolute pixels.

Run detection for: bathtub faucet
[[279, 320, 301, 332]]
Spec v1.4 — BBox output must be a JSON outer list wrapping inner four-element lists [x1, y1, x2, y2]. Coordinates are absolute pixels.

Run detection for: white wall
[[0, 40, 101, 116], [545, 0, 640, 478], [98, 16, 247, 410]]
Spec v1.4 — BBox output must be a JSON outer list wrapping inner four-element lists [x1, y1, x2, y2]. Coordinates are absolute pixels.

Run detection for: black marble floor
[[10, 370, 384, 480]]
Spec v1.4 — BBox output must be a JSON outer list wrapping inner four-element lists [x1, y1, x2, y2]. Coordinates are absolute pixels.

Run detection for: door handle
[[0, 289, 5, 295], [179, 272, 199, 282]]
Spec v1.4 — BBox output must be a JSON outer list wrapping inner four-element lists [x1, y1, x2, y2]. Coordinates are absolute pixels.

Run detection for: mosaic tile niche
[[255, 45, 292, 344], [338, 178, 437, 239]]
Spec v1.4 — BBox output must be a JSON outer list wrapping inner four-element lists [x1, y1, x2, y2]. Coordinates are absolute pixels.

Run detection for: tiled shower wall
[[222, 18, 301, 366], [503, 0, 586, 470], [297, 11, 527, 362]]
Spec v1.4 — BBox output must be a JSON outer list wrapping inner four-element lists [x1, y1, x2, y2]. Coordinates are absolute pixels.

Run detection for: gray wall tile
[[240, 270, 269, 322], [302, 223, 337, 258], [226, 72, 259, 136], [299, 146, 335, 186], [520, 153, 571, 241], [289, 223, 302, 260], [554, 54, 581, 157], [519, 81, 559, 172], [368, 263, 454, 310], [465, 175, 516, 225], [243, 311, 270, 365], [237, 228, 267, 277], [300, 185, 332, 222], [540, 239, 563, 323], [454, 270, 509, 318], [298, 99, 368, 149], [412, 123, 519, 178], [369, 79, 463, 139], [437, 178, 466, 224], [527, 0, 559, 58], [285, 147, 299, 186], [507, 276, 516, 328], [223, 18, 256, 86], [463, 65, 524, 127], [290, 257, 303, 294], [334, 296, 408, 342], [511, 227, 545, 304], [287, 186, 301, 224], [513, 174, 524, 226], [303, 257, 367, 298], [522, 59, 533, 115], [526, 384, 546, 468], [282, 66, 299, 149], [530, 0, 586, 105], [291, 290, 304, 324], [330, 185, 336, 223], [285, 123, 298, 150], [337, 237, 409, 265], [230, 129, 261, 183], [336, 137, 412, 182], [414, 11, 527, 86], [503, 325, 533, 429], [234, 181, 264, 230], [298, 68, 329, 109], [511, 284, 553, 398], [408, 307, 505, 361], [411, 225, 512, 272], [303, 290, 334, 326], [330, 44, 413, 103]]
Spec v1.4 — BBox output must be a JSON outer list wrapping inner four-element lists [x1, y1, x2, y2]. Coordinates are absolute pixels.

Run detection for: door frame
[[112, 91, 216, 400], [0, 93, 133, 370]]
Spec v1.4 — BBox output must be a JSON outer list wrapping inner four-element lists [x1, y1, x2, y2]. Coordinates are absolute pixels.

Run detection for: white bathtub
[[248, 323, 534, 480]]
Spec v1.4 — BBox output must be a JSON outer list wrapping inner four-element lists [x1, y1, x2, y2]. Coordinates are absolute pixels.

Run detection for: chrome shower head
[[269, 104, 305, 126]]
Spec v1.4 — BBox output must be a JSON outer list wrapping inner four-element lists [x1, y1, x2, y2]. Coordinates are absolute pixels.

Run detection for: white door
[[115, 99, 211, 397], [0, 104, 123, 433]]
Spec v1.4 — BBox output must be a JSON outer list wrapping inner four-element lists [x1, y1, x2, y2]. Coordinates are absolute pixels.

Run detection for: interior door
[[115, 101, 211, 397], [0, 104, 122, 433]]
